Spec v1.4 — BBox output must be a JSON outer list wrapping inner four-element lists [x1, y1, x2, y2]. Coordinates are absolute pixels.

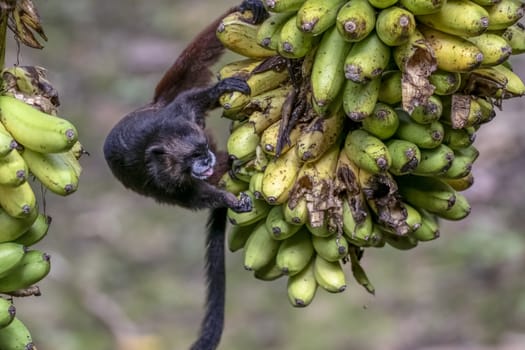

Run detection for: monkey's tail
[[190, 207, 227, 350]]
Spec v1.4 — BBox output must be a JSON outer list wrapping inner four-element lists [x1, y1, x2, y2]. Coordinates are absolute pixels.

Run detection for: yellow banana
[[501, 22, 525, 54], [287, 258, 318, 307], [0, 150, 27, 187], [492, 64, 525, 97], [264, 0, 306, 12], [0, 181, 36, 219], [467, 33, 512, 66], [283, 196, 309, 226], [0, 95, 78, 153], [256, 12, 295, 50], [0, 123, 17, 158], [419, 25, 484, 72], [0, 207, 38, 243], [261, 146, 303, 205], [227, 123, 260, 161], [0, 249, 51, 293], [260, 119, 304, 157], [218, 171, 249, 194], [13, 213, 51, 247], [254, 259, 285, 281], [246, 85, 293, 133], [0, 243, 26, 279], [313, 255, 346, 293], [399, 0, 446, 15], [295, 107, 344, 162], [216, 11, 277, 58], [368, 0, 399, 8], [485, 0, 525, 30], [416, 0, 489, 37], [228, 221, 258, 252], [378, 70, 402, 105], [217, 58, 262, 81], [0, 297, 15, 329]]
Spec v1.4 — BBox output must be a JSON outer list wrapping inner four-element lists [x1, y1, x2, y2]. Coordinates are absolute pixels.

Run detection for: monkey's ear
[[146, 145, 166, 157]]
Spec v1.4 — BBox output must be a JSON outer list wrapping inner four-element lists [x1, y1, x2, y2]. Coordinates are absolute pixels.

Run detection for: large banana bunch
[[0, 2, 84, 348], [217, 0, 525, 307]]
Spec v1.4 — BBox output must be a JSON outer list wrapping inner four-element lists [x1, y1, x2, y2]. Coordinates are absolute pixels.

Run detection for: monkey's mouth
[[192, 166, 214, 180]]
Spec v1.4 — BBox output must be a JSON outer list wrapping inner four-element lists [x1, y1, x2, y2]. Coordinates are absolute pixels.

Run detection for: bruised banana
[[344, 129, 391, 174], [261, 146, 303, 205], [344, 31, 391, 83]]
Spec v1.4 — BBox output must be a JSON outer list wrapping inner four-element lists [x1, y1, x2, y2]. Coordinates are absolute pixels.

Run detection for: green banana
[[399, 0, 446, 15], [442, 125, 477, 150], [0, 95, 78, 153], [403, 202, 423, 233], [0, 182, 37, 219], [12, 213, 50, 247], [501, 22, 525, 54], [227, 123, 260, 161], [228, 221, 258, 252], [22, 149, 79, 196], [412, 144, 455, 176], [342, 77, 381, 121], [442, 145, 479, 179], [264, 0, 306, 13], [441, 94, 486, 128], [266, 204, 303, 240], [0, 249, 51, 293], [296, 0, 346, 35], [0, 123, 17, 158], [335, 0, 376, 42], [416, 0, 490, 37], [344, 31, 391, 83], [254, 259, 285, 281], [397, 175, 457, 214], [429, 69, 462, 95], [287, 258, 318, 307], [261, 146, 303, 205], [216, 11, 277, 58], [0, 243, 26, 279], [432, 191, 471, 221], [256, 12, 295, 50], [313, 255, 346, 293], [409, 209, 440, 241], [467, 33, 512, 66], [312, 234, 348, 262], [376, 6, 416, 46], [0, 207, 38, 243], [377, 70, 402, 105], [283, 197, 308, 226], [386, 139, 421, 176], [367, 0, 399, 8], [243, 220, 281, 271], [384, 232, 419, 250], [276, 228, 314, 275], [492, 64, 525, 97], [311, 25, 352, 116], [0, 150, 27, 187], [0, 317, 33, 350], [0, 297, 15, 329], [485, 0, 525, 30], [248, 171, 264, 199], [228, 191, 271, 226], [278, 14, 314, 58], [395, 109, 444, 149], [361, 102, 400, 140], [409, 95, 443, 124], [419, 25, 484, 72], [218, 171, 249, 194], [343, 129, 391, 174]]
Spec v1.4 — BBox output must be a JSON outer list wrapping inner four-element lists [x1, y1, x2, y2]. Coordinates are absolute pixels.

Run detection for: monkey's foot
[[239, 0, 269, 24]]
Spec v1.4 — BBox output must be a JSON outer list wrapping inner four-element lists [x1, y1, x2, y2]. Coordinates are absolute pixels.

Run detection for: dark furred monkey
[[102, 1, 268, 349]]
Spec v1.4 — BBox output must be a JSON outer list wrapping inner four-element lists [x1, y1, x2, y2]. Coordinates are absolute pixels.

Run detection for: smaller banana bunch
[[216, 0, 525, 307], [0, 65, 84, 349]]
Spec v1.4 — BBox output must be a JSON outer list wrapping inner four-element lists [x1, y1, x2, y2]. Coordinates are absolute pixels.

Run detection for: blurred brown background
[[3, 0, 525, 349]]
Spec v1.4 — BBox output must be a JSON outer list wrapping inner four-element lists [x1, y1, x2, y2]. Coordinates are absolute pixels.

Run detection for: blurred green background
[[3, 0, 525, 349]]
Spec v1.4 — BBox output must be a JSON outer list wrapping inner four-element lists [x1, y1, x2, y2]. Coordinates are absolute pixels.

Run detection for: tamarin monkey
[[103, 1, 269, 349]]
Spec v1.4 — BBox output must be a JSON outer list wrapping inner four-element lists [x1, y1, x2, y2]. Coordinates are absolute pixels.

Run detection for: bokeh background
[[3, 0, 525, 349]]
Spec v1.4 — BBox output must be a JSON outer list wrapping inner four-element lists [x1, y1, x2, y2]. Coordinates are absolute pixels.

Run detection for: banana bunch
[[216, 0, 524, 307], [0, 1, 84, 345]]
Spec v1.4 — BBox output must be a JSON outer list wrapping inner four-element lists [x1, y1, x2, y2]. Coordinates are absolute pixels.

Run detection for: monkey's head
[[144, 122, 216, 187]]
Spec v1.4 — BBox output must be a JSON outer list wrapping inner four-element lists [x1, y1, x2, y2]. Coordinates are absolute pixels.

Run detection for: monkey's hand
[[239, 0, 269, 24], [216, 77, 251, 96], [230, 192, 253, 213]]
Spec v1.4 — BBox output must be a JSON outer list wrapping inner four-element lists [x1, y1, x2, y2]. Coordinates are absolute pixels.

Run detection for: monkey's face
[[145, 125, 216, 186]]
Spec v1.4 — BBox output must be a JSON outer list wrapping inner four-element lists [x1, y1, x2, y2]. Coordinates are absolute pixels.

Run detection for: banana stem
[[0, 11, 7, 69]]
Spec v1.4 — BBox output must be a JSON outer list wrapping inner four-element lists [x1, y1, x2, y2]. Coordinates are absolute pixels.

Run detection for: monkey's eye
[[147, 146, 166, 157]]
